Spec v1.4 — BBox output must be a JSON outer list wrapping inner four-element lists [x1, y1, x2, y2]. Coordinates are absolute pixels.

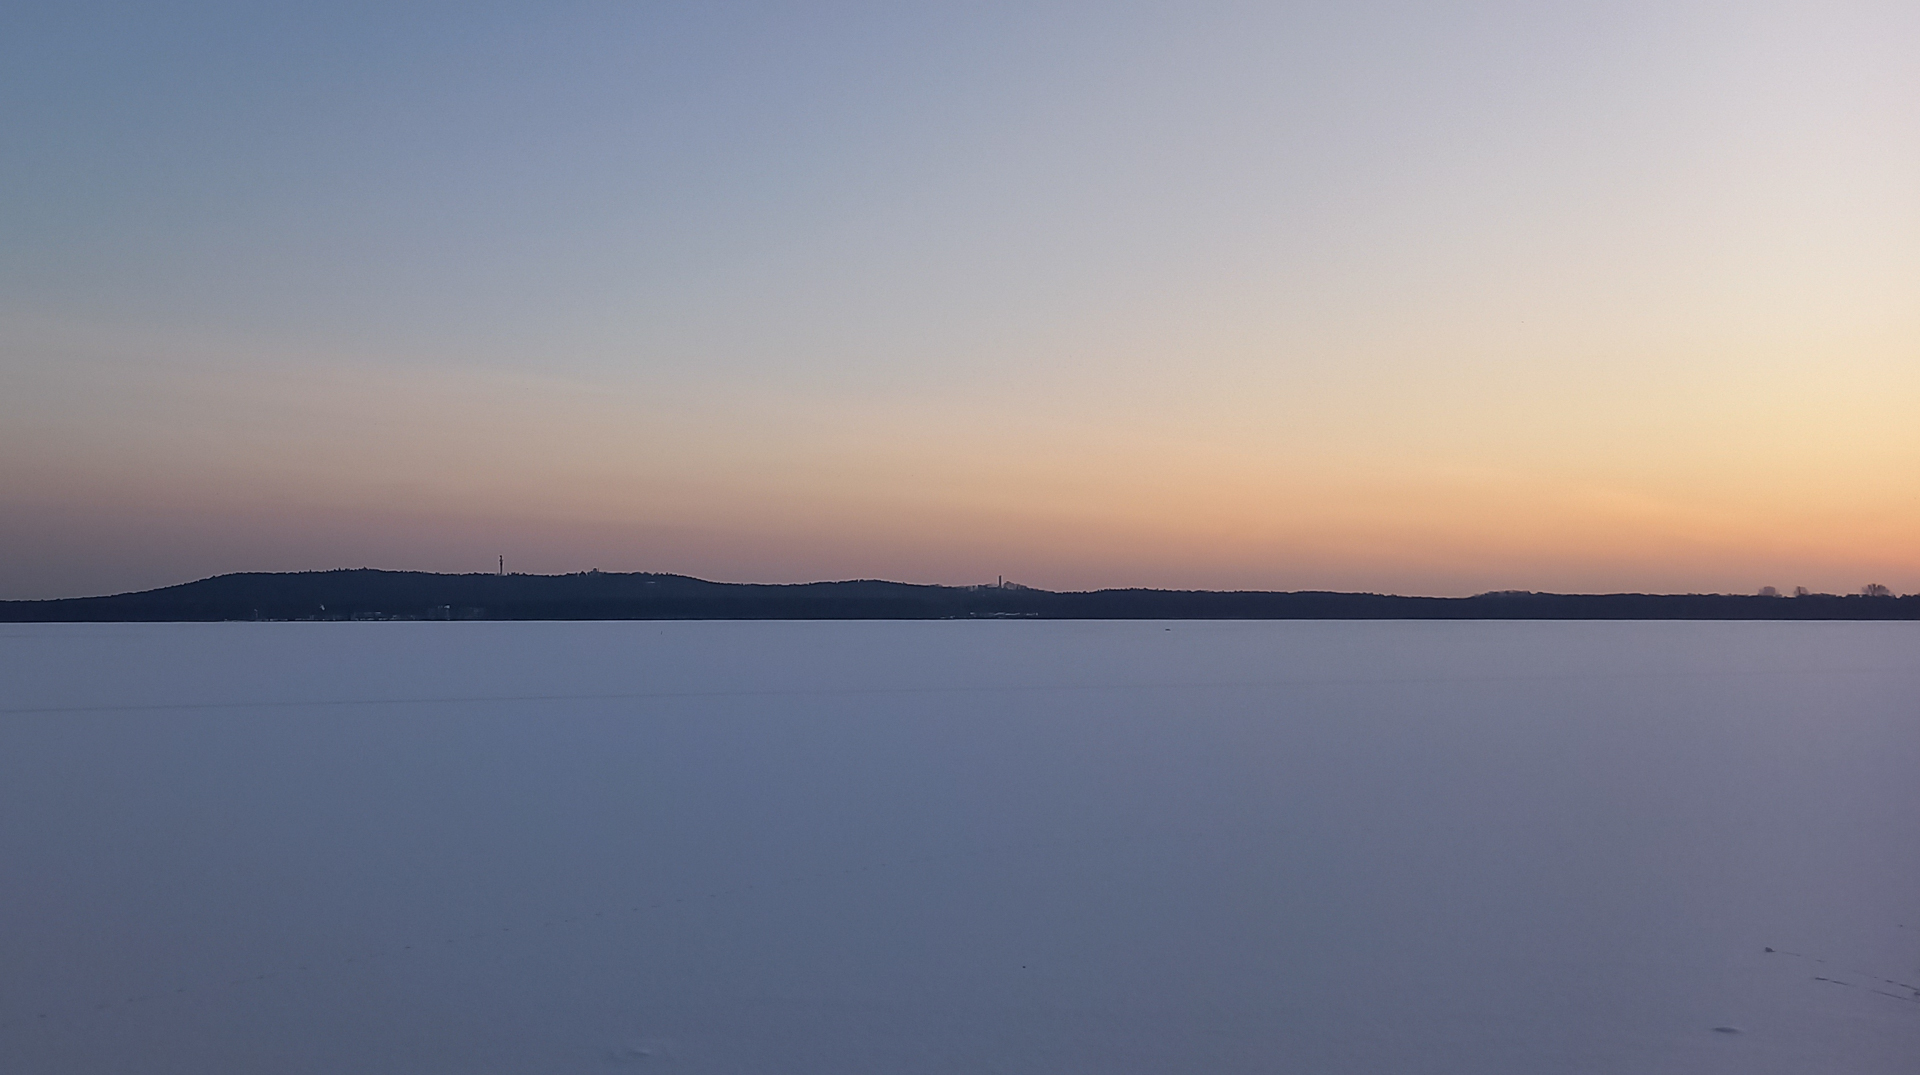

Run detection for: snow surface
[[2, 620, 1916, 1073]]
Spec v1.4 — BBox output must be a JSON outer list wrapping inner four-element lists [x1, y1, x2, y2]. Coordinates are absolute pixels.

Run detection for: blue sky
[[4, 2, 1916, 598]]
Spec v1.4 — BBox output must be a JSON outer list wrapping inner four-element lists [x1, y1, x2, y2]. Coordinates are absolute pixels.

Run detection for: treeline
[[2, 569, 1917, 621]]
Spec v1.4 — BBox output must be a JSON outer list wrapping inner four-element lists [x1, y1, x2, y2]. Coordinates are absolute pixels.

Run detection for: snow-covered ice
[[2, 620, 1916, 1073]]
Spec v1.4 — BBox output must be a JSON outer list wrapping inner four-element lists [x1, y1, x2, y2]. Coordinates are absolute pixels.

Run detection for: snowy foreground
[[2, 621, 1916, 1074]]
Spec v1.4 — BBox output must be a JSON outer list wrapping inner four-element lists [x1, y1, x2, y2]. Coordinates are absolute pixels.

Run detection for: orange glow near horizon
[[4, 346, 1913, 600]]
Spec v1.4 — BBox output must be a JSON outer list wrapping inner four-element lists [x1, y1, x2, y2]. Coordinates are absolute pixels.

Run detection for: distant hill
[[1, 570, 1915, 621]]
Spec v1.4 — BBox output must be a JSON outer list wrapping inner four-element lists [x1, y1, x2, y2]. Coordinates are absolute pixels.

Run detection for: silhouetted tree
[[1757, 586, 1779, 597], [1862, 583, 1893, 598]]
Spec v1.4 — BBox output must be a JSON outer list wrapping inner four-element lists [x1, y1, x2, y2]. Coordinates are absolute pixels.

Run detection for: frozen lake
[[2, 621, 1916, 1073]]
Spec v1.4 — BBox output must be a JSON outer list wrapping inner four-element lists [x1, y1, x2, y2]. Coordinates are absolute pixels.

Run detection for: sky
[[3, 1, 1916, 600]]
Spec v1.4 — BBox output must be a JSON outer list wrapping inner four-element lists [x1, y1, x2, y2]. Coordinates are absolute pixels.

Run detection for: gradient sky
[[4, 1, 1916, 599]]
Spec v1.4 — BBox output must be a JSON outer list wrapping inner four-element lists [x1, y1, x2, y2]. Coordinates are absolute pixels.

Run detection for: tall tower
[[499, 555, 504, 576]]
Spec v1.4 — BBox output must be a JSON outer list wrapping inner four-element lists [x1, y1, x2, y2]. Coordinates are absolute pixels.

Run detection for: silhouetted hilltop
[[2, 570, 1915, 621]]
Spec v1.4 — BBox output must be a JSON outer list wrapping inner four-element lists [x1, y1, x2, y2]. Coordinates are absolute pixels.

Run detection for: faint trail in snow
[[1764, 945, 1920, 1005]]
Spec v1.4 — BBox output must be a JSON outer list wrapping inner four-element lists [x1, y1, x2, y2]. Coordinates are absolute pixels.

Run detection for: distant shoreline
[[2, 570, 1915, 622]]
